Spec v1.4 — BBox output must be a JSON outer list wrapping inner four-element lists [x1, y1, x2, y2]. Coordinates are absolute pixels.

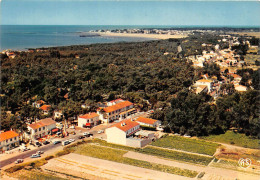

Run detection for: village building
[[195, 79, 213, 93], [0, 130, 20, 151], [40, 105, 51, 115], [25, 118, 56, 140], [78, 112, 100, 128], [235, 85, 247, 92], [135, 117, 161, 127], [107, 98, 124, 106], [97, 100, 136, 123], [106, 119, 155, 147], [32, 100, 45, 108], [54, 110, 63, 119]]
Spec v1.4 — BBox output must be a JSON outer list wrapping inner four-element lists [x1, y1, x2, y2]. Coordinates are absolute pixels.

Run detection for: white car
[[69, 139, 75, 143], [83, 132, 89, 136], [98, 130, 104, 134]]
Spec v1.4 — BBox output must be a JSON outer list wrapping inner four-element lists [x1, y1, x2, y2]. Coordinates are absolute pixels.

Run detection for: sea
[[0, 25, 163, 51], [1, 25, 258, 51]]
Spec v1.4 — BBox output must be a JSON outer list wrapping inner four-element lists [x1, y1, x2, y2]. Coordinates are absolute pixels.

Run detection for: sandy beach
[[95, 32, 188, 39]]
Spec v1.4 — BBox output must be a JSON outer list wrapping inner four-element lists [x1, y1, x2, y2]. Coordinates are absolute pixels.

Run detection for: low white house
[[106, 119, 140, 146], [135, 117, 161, 127], [78, 112, 100, 128], [235, 85, 247, 92], [25, 118, 56, 140], [0, 130, 20, 151], [195, 79, 213, 93], [54, 110, 63, 119]]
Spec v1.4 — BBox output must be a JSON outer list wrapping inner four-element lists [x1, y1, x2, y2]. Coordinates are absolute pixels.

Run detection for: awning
[[85, 123, 91, 127], [51, 128, 59, 133]]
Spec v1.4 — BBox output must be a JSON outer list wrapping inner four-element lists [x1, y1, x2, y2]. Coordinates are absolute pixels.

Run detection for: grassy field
[[201, 131, 260, 149], [152, 135, 219, 156], [140, 146, 213, 166], [17, 170, 66, 180], [72, 143, 198, 178], [244, 54, 260, 66]]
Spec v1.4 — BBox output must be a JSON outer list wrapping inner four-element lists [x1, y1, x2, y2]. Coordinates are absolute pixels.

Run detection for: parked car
[[37, 151, 44, 154], [78, 136, 85, 139], [69, 126, 75, 129], [30, 154, 41, 158], [183, 134, 191, 138], [53, 140, 61, 145], [98, 130, 104, 134], [62, 140, 70, 146], [35, 141, 42, 147], [83, 132, 90, 136], [56, 132, 62, 136], [69, 139, 75, 143], [14, 159, 24, 164], [42, 141, 50, 145]]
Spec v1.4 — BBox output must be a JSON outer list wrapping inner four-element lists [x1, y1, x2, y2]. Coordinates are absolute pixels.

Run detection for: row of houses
[[78, 99, 136, 127]]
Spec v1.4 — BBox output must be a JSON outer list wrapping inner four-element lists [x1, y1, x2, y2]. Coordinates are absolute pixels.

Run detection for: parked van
[[62, 140, 70, 146]]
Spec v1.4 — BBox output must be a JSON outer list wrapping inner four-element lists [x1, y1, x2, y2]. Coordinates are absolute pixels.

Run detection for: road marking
[[122, 176, 136, 180], [60, 157, 99, 170], [126, 174, 142, 178], [102, 169, 120, 174], [101, 171, 118, 176], [56, 159, 75, 166], [78, 165, 96, 171]]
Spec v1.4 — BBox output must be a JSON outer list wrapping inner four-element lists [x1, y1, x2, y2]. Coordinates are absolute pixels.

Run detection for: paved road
[[0, 127, 106, 169]]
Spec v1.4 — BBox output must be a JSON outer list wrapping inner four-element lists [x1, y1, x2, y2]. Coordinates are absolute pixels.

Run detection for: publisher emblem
[[238, 158, 251, 168]]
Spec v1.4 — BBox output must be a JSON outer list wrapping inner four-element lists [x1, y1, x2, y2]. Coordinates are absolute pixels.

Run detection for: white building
[[54, 110, 63, 119], [78, 112, 100, 128], [107, 98, 124, 106], [195, 79, 213, 93], [235, 85, 247, 92], [135, 117, 161, 127], [106, 119, 140, 146], [25, 118, 56, 140], [0, 130, 20, 151], [97, 100, 136, 123]]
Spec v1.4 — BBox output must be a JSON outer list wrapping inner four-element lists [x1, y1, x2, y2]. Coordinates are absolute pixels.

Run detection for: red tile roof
[[136, 117, 158, 125], [40, 105, 51, 111], [109, 98, 123, 103], [28, 118, 56, 130], [0, 131, 19, 142], [103, 101, 133, 113], [79, 112, 99, 119], [112, 119, 139, 132]]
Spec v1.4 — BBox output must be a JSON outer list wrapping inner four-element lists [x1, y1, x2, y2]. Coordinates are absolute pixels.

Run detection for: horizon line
[[1, 24, 260, 27]]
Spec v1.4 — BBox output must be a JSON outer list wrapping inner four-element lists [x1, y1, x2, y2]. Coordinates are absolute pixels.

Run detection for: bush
[[45, 155, 54, 160]]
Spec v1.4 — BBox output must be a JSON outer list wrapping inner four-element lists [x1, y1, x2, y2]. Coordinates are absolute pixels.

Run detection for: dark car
[[35, 142, 42, 147], [78, 136, 85, 139], [42, 141, 50, 145], [53, 140, 61, 145]]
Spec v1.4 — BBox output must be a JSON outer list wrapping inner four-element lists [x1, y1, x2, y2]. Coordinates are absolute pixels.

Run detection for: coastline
[[95, 32, 188, 39]]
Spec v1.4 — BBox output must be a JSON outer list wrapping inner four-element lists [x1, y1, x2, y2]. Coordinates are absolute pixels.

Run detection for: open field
[[228, 31, 260, 38], [201, 131, 260, 149], [72, 143, 198, 178], [96, 32, 188, 39], [151, 135, 219, 156], [43, 153, 193, 180], [16, 170, 66, 180], [244, 54, 260, 68], [139, 146, 213, 166]]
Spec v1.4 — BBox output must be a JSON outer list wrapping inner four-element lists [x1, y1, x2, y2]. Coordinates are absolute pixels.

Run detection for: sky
[[1, 0, 260, 26]]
